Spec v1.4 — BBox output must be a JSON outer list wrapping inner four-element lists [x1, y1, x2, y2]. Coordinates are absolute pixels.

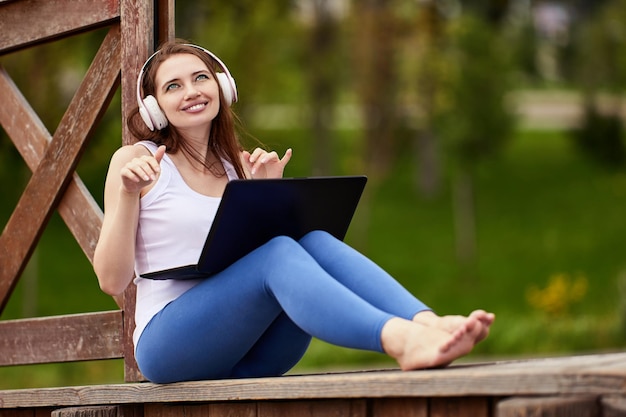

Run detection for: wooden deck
[[1, 352, 625, 416]]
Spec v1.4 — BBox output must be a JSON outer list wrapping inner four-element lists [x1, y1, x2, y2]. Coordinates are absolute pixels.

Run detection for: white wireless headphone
[[136, 44, 238, 131]]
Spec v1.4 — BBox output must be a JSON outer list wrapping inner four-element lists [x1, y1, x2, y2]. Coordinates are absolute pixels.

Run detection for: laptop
[[141, 175, 367, 280]]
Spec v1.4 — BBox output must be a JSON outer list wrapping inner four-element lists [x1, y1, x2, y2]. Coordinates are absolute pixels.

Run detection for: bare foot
[[381, 317, 481, 371], [413, 309, 494, 344]]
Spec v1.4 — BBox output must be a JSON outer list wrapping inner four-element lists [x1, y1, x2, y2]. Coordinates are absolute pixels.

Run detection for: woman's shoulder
[[110, 142, 154, 163]]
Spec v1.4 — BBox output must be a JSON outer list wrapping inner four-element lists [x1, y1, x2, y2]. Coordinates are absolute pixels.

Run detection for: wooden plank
[[145, 403, 258, 417], [0, 0, 119, 54], [258, 400, 364, 417], [49, 405, 140, 417], [430, 397, 489, 417], [52, 406, 119, 417], [497, 395, 599, 417], [0, 25, 120, 313], [0, 311, 123, 365], [0, 66, 104, 264], [1, 354, 625, 409], [371, 398, 427, 417], [601, 396, 626, 417], [202, 403, 257, 417], [0, 408, 54, 417], [0, 410, 37, 417]]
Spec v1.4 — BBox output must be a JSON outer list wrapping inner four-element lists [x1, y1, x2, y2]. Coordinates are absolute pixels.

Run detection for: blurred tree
[[465, 0, 512, 25], [402, 0, 516, 199], [434, 14, 515, 265], [352, 0, 400, 181], [175, 0, 300, 127], [570, 0, 626, 170], [303, 0, 343, 176], [409, 1, 446, 199]]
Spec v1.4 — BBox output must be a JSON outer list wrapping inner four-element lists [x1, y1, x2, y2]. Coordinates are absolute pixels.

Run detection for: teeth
[[186, 103, 205, 111]]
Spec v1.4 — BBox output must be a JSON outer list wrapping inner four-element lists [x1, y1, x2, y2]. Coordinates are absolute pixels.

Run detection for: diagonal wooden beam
[[0, 67, 104, 263], [0, 26, 121, 313], [0, 0, 120, 55]]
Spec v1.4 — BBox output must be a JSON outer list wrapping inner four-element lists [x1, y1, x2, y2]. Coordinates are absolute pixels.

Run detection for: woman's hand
[[120, 145, 166, 193], [242, 148, 292, 179]]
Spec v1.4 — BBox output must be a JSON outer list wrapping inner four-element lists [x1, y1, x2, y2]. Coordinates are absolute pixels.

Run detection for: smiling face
[[154, 53, 221, 136]]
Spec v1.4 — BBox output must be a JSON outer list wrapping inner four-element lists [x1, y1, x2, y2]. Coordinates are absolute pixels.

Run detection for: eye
[[196, 73, 210, 82], [165, 82, 180, 91]]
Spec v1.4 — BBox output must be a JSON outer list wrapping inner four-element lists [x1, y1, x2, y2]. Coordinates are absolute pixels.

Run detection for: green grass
[[1, 127, 625, 388]]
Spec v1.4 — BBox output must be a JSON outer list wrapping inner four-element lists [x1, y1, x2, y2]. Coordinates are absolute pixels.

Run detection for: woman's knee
[[299, 230, 333, 245], [262, 235, 301, 258]]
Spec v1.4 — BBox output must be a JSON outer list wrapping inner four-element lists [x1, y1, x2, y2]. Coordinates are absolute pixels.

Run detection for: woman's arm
[[93, 144, 165, 296]]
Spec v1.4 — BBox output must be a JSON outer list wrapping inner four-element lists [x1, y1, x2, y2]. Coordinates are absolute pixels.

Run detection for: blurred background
[[1, 0, 626, 388]]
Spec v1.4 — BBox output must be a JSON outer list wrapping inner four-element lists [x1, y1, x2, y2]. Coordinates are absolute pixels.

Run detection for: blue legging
[[135, 230, 429, 383]]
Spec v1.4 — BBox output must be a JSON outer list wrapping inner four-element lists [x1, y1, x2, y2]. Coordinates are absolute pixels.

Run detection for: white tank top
[[132, 141, 239, 348]]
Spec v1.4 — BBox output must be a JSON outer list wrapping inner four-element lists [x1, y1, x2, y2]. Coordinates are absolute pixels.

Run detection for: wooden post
[[119, 0, 175, 382]]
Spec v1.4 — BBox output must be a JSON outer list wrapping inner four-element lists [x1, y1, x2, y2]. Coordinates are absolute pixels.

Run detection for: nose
[[184, 86, 201, 99]]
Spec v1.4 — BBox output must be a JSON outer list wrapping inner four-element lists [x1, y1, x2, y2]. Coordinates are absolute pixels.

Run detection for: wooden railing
[[0, 0, 174, 382]]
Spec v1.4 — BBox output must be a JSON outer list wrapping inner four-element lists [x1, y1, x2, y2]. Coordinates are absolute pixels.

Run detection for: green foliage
[[572, 0, 626, 93], [434, 14, 515, 170], [176, 0, 306, 106], [570, 107, 625, 169], [568, 0, 626, 171]]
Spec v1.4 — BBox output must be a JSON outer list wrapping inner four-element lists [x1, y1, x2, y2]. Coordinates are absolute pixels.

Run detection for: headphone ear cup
[[139, 101, 155, 131], [216, 72, 237, 106], [142, 95, 168, 130]]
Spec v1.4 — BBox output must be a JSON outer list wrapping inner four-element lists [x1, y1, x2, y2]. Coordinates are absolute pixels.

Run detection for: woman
[[94, 40, 494, 383]]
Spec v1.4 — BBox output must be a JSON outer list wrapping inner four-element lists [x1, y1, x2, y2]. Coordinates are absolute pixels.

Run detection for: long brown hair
[[128, 40, 247, 179]]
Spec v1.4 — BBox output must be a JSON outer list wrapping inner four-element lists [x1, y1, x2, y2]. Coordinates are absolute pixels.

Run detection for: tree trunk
[[452, 169, 477, 266], [413, 2, 444, 198], [354, 0, 398, 180], [309, 0, 340, 176]]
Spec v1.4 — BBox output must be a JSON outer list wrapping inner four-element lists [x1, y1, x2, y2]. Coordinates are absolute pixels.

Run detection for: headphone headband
[[135, 44, 238, 131]]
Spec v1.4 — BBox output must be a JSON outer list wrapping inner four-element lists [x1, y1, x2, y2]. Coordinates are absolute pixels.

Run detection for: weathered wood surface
[[51, 406, 119, 417], [0, 353, 625, 409], [118, 0, 154, 380], [38, 399, 495, 417], [0, 67, 103, 264], [0, 26, 120, 312], [141, 398, 489, 417], [0, 0, 119, 54], [498, 395, 600, 417], [603, 396, 626, 417], [0, 311, 123, 366], [0, 409, 54, 417]]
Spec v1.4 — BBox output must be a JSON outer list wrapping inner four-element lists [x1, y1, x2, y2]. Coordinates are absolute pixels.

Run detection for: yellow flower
[[526, 273, 588, 317]]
